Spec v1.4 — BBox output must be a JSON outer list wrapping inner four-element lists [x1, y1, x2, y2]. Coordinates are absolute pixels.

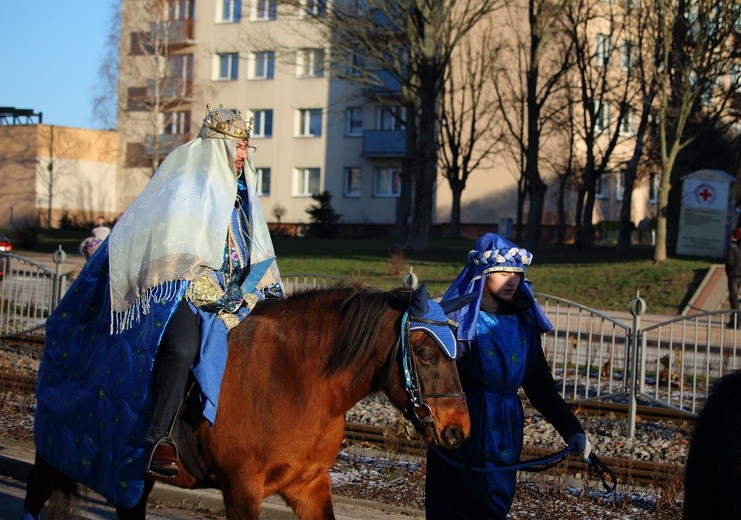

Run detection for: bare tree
[[649, 0, 738, 262], [616, 3, 660, 253], [118, 0, 197, 178], [564, 0, 641, 249], [438, 28, 500, 238], [491, 0, 575, 250], [91, 0, 120, 130], [278, 0, 502, 250]]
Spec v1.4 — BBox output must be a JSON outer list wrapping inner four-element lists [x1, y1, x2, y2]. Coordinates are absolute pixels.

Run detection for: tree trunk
[[448, 176, 463, 238]]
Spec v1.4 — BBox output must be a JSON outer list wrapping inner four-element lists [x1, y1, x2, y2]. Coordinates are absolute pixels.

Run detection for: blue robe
[[35, 240, 184, 508], [35, 187, 258, 508], [426, 311, 537, 518]]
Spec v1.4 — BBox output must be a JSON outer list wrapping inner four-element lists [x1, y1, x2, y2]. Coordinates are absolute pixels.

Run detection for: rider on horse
[[36, 105, 283, 500]]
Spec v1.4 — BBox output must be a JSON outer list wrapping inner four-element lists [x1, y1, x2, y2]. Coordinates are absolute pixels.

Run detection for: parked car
[[0, 231, 12, 278]]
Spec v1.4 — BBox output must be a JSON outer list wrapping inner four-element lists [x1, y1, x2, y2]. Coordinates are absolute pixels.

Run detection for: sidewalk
[[0, 437, 423, 519]]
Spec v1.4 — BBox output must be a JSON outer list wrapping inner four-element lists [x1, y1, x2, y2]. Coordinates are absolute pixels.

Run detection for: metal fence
[[0, 251, 67, 337], [536, 292, 741, 435], [2, 255, 739, 435]]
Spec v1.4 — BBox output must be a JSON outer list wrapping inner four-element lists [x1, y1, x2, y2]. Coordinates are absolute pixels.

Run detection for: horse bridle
[[384, 310, 467, 439]]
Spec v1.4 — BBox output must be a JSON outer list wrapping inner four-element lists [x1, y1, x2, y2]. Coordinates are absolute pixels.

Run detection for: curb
[[0, 438, 424, 519]]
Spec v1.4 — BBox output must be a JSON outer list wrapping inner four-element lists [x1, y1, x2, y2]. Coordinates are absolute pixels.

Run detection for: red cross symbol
[[698, 187, 713, 201]]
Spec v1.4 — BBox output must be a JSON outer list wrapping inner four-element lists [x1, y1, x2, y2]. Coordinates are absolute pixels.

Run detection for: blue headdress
[[441, 233, 552, 340]]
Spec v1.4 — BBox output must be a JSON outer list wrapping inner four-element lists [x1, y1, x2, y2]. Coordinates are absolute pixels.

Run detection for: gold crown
[[202, 104, 253, 140]]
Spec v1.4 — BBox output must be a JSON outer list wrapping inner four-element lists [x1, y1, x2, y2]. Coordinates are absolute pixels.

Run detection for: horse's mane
[[261, 283, 412, 375], [327, 285, 412, 375]]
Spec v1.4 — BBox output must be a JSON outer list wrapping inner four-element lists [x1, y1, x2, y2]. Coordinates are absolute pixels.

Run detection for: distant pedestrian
[[726, 228, 741, 327], [91, 216, 110, 240]]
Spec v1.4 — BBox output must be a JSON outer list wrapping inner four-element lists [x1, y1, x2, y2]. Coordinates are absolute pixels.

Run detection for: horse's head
[[387, 283, 471, 449]]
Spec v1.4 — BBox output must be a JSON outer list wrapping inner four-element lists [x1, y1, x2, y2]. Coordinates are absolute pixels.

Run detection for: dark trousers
[[729, 276, 741, 312], [145, 302, 200, 444]]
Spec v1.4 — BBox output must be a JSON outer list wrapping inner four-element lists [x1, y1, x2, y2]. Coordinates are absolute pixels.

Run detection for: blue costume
[[34, 107, 282, 508], [425, 233, 587, 518]]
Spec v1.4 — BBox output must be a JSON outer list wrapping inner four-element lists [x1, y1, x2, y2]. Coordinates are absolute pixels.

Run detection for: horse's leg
[[114, 478, 155, 520], [220, 469, 265, 520], [22, 454, 69, 519], [281, 473, 335, 520]]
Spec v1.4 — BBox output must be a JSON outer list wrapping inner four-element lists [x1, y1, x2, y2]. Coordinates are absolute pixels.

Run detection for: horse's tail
[[44, 473, 82, 520], [46, 475, 81, 520]]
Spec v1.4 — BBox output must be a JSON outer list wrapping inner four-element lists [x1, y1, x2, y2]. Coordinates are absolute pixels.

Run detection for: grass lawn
[[13, 231, 715, 315], [273, 237, 713, 315]]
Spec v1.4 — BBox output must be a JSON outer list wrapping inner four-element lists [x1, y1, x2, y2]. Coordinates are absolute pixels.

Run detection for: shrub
[[306, 191, 341, 238]]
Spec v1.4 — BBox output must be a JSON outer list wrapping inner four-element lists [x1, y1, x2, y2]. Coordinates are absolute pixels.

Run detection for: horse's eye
[[415, 345, 437, 366]]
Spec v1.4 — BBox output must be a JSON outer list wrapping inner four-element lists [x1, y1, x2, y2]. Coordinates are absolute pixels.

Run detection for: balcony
[[147, 77, 193, 101], [144, 134, 190, 158], [150, 19, 196, 49], [362, 130, 406, 158]]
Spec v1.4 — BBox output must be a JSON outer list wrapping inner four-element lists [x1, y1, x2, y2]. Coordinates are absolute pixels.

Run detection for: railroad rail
[[343, 423, 685, 488]]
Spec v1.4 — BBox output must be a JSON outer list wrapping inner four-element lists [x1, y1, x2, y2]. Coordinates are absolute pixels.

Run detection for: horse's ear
[[440, 292, 478, 315], [409, 282, 430, 317]]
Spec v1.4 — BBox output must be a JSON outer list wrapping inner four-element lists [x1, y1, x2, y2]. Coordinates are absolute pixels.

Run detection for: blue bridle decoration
[[394, 288, 465, 427]]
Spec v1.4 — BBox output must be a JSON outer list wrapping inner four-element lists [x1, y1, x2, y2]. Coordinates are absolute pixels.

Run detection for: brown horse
[[23, 284, 471, 519]]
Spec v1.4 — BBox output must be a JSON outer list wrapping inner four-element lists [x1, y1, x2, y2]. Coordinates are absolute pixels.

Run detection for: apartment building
[[117, 0, 663, 238]]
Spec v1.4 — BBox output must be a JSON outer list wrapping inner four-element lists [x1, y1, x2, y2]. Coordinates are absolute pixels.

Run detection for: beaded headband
[[467, 246, 532, 273]]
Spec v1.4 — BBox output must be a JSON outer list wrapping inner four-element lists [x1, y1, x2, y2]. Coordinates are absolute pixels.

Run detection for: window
[[297, 109, 322, 137], [294, 167, 321, 196], [593, 100, 610, 133], [649, 173, 658, 204], [297, 48, 325, 78], [345, 107, 363, 136], [127, 87, 147, 111], [166, 54, 193, 94], [619, 106, 636, 136], [303, 0, 327, 17], [347, 52, 366, 76], [596, 175, 609, 199], [251, 51, 275, 79], [251, 109, 273, 137], [595, 34, 612, 67], [169, 0, 195, 20], [344, 167, 362, 197], [219, 0, 241, 22], [215, 52, 239, 80], [255, 167, 271, 196], [377, 105, 406, 131], [373, 167, 401, 197], [253, 0, 277, 21], [162, 111, 190, 135], [616, 171, 625, 201], [620, 40, 635, 71]]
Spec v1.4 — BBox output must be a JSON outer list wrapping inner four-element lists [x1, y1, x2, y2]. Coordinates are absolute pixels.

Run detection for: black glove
[[566, 432, 592, 461]]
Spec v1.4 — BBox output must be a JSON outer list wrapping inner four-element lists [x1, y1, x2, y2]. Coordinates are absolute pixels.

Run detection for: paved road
[[0, 438, 422, 519], [0, 474, 222, 519]]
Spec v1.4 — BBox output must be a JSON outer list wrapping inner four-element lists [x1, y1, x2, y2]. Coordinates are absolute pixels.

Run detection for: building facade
[[116, 0, 661, 239], [0, 122, 117, 229]]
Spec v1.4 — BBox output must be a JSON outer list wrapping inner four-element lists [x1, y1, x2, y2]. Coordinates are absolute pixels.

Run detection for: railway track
[[343, 423, 685, 488], [2, 334, 687, 489]]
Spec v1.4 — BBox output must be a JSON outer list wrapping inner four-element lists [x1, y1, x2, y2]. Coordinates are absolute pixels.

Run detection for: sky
[[0, 1, 115, 130]]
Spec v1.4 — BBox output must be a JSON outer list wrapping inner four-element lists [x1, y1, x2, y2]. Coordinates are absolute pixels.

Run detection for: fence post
[[627, 292, 646, 438], [51, 245, 67, 310]]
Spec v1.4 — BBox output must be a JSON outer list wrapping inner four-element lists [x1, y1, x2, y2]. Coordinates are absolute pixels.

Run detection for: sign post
[[676, 169, 736, 259]]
